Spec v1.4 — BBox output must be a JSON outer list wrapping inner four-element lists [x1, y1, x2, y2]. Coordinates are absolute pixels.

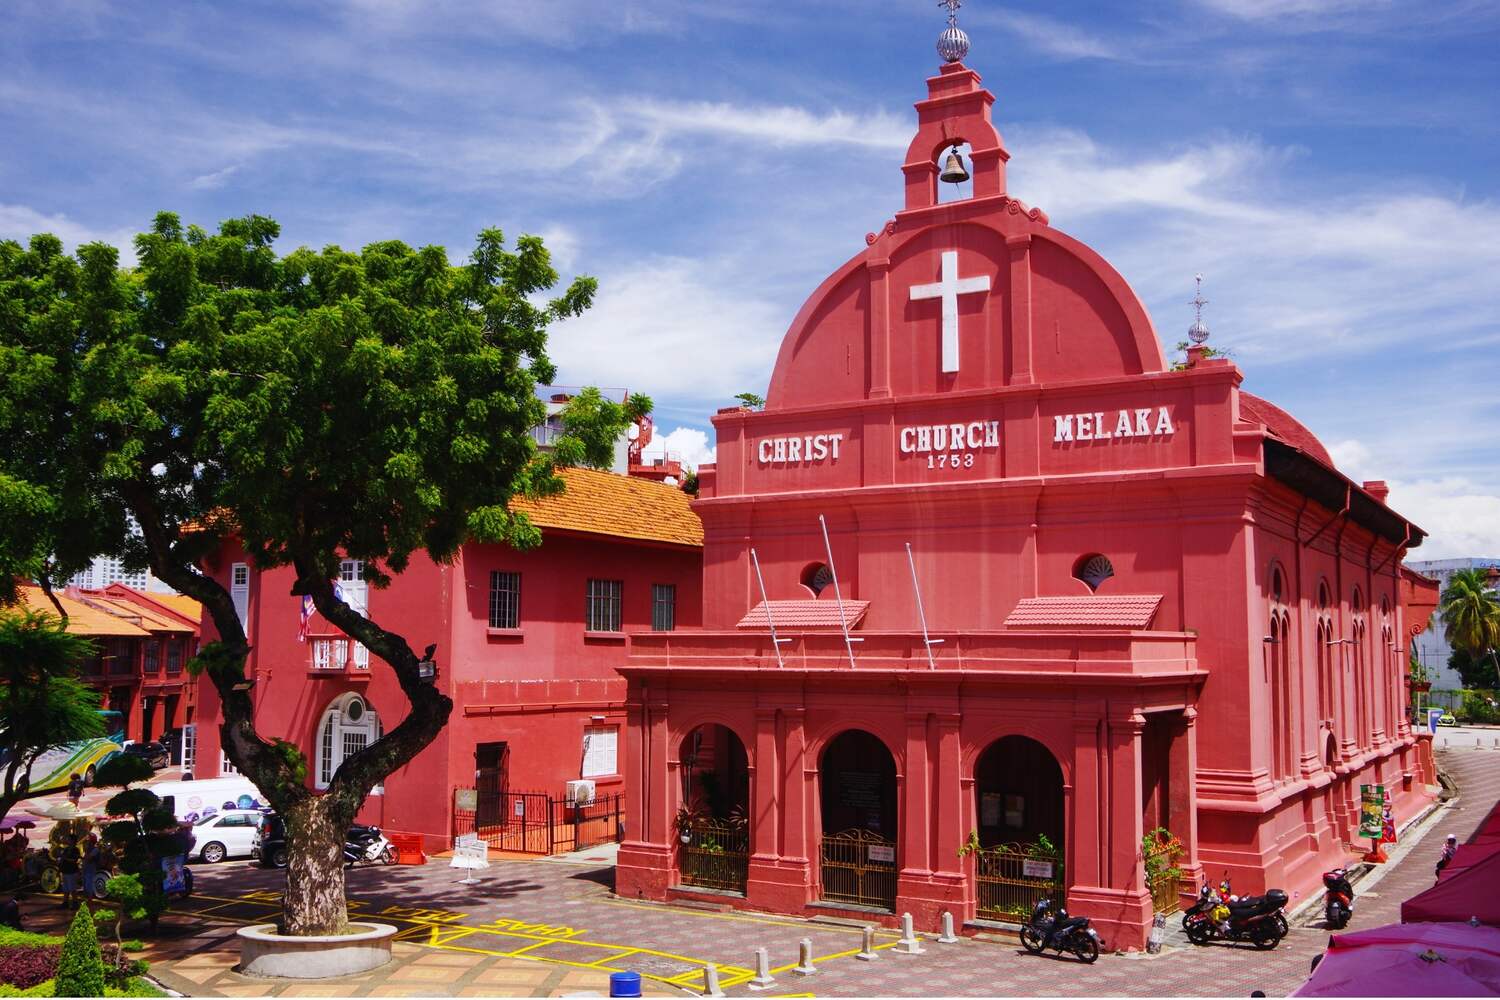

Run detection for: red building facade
[[193, 469, 702, 850], [615, 58, 1438, 949]]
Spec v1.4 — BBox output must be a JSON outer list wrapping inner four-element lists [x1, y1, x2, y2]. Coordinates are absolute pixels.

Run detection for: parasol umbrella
[[1293, 921, 1500, 997], [24, 803, 101, 822], [0, 817, 36, 832]]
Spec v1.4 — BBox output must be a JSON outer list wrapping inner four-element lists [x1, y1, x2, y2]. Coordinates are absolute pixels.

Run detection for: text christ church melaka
[[614, 40, 1437, 950]]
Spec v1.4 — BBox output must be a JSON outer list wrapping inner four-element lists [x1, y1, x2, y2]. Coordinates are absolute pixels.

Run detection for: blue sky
[[4, 1, 1497, 558]]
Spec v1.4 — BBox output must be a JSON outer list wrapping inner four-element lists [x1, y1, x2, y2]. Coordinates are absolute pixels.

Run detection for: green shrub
[[1459, 691, 1500, 725], [53, 907, 104, 998]]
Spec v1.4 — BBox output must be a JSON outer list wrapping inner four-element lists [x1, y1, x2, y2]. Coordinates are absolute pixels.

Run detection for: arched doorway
[[676, 724, 751, 894], [972, 736, 1065, 920], [314, 692, 382, 790], [818, 729, 898, 910]]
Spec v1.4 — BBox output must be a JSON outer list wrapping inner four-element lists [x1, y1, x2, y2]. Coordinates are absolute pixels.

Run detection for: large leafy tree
[[0, 610, 106, 823], [0, 214, 646, 933], [1441, 568, 1500, 671]]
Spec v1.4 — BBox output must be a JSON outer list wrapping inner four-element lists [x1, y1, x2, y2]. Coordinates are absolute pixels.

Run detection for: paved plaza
[[12, 746, 1494, 996]]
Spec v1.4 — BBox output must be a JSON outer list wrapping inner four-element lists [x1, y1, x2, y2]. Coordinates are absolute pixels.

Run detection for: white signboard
[[867, 844, 896, 863], [450, 834, 490, 872], [1022, 859, 1055, 879]]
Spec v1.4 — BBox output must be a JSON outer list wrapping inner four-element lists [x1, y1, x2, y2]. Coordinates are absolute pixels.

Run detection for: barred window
[[489, 571, 521, 629], [586, 579, 623, 632], [651, 584, 676, 632], [165, 640, 182, 674], [143, 641, 160, 674]]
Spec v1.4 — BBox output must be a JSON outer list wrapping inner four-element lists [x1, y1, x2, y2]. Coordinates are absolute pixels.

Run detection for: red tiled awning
[[1004, 595, 1163, 629], [736, 600, 870, 630]]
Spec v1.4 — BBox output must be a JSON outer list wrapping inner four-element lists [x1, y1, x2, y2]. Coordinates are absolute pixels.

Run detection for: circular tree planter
[[237, 922, 397, 978]]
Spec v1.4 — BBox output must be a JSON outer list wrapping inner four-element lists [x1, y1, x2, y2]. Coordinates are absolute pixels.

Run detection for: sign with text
[[867, 844, 896, 863], [450, 833, 490, 871], [1358, 785, 1385, 839], [1022, 859, 1055, 880], [454, 788, 477, 813]]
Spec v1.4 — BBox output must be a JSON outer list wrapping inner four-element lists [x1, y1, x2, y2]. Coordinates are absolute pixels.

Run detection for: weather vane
[[937, 0, 970, 63], [1188, 273, 1211, 345]]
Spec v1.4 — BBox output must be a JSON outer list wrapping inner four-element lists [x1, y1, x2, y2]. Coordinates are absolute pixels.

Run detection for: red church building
[[614, 46, 1439, 950], [192, 468, 701, 851]]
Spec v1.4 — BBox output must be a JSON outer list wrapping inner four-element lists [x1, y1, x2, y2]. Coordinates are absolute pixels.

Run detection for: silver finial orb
[[1188, 273, 1211, 344], [937, 24, 970, 63]]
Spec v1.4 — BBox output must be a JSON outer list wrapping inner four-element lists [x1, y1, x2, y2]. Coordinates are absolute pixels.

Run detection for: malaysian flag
[[297, 594, 314, 643]]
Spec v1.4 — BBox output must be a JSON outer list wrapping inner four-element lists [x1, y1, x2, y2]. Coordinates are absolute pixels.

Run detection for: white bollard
[[896, 912, 927, 954], [701, 964, 725, 998], [937, 911, 959, 944], [747, 947, 775, 992], [855, 925, 880, 961], [793, 938, 817, 976]]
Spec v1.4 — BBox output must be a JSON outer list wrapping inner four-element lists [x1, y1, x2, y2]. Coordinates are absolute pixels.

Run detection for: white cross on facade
[[908, 250, 991, 374]]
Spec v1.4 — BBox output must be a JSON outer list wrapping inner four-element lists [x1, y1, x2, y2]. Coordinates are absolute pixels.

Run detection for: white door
[[180, 725, 196, 774]]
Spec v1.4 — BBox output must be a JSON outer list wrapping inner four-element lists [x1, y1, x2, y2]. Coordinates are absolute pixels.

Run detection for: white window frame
[[581, 725, 619, 778], [338, 560, 370, 669], [315, 694, 383, 790], [231, 563, 250, 627]]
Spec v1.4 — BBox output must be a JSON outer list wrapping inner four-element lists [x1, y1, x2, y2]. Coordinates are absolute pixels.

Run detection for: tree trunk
[[280, 796, 351, 935]]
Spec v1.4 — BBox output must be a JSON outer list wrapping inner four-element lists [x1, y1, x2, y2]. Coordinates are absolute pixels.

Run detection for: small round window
[[1073, 554, 1115, 593], [801, 563, 834, 596]]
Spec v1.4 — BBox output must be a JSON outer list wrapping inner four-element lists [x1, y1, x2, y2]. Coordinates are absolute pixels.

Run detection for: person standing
[[1435, 833, 1459, 880], [81, 834, 102, 902], [66, 773, 84, 807], [55, 836, 80, 909]]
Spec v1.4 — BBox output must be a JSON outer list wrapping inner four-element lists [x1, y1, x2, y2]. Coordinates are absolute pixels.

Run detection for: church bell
[[940, 147, 970, 185]]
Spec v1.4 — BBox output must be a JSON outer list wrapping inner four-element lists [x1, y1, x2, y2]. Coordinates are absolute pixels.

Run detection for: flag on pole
[[297, 594, 314, 643]]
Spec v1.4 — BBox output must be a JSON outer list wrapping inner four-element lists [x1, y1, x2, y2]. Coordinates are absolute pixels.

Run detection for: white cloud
[[1193, 0, 1393, 20], [985, 10, 1124, 61], [616, 99, 909, 151], [1388, 478, 1500, 561], [0, 204, 139, 264], [188, 165, 240, 190], [641, 426, 716, 472], [546, 255, 785, 404]]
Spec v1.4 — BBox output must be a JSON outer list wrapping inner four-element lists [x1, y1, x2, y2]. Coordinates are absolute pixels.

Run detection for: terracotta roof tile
[[509, 467, 702, 548], [5, 585, 152, 637], [140, 593, 203, 625], [1005, 595, 1163, 629], [737, 600, 871, 630], [85, 596, 194, 634]]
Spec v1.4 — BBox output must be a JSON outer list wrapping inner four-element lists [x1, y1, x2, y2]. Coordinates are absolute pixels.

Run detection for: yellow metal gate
[[679, 816, 750, 893], [820, 829, 898, 910], [974, 844, 1065, 921]]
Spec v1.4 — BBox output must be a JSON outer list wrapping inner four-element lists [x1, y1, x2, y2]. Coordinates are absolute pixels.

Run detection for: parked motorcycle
[[1020, 898, 1101, 963], [343, 825, 397, 867], [1181, 879, 1287, 949], [1322, 867, 1354, 929]]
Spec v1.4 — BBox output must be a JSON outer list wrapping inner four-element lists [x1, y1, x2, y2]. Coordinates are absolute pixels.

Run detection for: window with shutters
[[489, 571, 521, 629], [230, 563, 250, 627], [338, 560, 370, 668], [651, 584, 676, 631], [581, 726, 619, 777], [315, 694, 382, 789], [586, 579, 623, 632]]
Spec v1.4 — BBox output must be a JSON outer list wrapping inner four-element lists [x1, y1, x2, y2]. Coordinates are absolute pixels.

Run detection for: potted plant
[[1409, 657, 1431, 694]]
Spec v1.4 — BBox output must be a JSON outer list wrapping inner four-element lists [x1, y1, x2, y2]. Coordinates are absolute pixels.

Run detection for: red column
[[615, 689, 673, 900]]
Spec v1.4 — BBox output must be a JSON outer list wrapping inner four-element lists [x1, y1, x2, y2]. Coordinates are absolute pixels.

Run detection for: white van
[[153, 776, 267, 821]]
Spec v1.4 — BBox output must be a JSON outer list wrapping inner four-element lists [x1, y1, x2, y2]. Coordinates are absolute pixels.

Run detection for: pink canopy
[[1293, 922, 1500, 997], [1403, 848, 1500, 924], [1439, 800, 1500, 882]]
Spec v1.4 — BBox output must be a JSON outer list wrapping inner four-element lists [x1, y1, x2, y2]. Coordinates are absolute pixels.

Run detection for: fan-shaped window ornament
[[1271, 567, 1284, 605], [1074, 555, 1115, 593], [801, 563, 834, 597]]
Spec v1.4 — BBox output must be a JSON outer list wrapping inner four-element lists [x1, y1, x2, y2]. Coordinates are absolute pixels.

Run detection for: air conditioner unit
[[565, 779, 596, 806]]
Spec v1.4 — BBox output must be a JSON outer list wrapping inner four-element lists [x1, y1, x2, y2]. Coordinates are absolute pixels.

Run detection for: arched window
[[801, 563, 834, 597], [1073, 554, 1115, 593], [1267, 565, 1294, 782], [1316, 580, 1335, 738], [1351, 588, 1368, 749], [315, 693, 383, 790]]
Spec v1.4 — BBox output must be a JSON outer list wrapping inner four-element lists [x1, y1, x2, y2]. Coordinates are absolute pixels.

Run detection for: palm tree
[[1440, 568, 1500, 662]]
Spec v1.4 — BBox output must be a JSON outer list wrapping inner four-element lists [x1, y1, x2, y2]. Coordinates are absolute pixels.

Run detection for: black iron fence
[[453, 788, 624, 855]]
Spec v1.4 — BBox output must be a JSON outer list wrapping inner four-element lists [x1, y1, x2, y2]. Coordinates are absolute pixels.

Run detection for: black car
[[252, 812, 288, 868], [123, 740, 171, 770]]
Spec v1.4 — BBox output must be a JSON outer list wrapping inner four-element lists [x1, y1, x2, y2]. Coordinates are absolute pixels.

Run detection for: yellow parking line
[[601, 895, 901, 936]]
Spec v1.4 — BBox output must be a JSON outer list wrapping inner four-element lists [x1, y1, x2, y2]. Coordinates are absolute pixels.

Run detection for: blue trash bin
[[609, 971, 642, 998]]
